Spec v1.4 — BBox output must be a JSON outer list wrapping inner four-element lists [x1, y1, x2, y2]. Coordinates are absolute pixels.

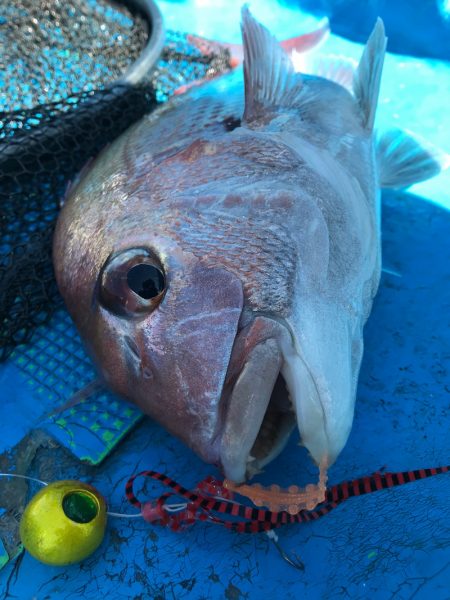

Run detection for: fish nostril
[[142, 367, 153, 380], [123, 335, 140, 360], [123, 335, 153, 380]]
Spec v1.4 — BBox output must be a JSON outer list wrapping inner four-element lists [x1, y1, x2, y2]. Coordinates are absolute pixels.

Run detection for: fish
[[53, 7, 441, 484]]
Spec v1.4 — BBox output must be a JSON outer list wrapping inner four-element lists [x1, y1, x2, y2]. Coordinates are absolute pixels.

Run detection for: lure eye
[[99, 248, 166, 316]]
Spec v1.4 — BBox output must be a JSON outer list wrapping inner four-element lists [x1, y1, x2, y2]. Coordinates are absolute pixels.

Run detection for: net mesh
[[0, 0, 149, 111], [0, 0, 233, 361]]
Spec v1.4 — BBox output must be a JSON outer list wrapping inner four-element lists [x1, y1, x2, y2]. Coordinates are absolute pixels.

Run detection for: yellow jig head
[[19, 480, 107, 566]]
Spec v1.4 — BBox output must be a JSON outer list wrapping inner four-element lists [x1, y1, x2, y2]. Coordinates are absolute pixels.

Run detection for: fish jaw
[[123, 303, 299, 481], [219, 316, 297, 482], [284, 300, 365, 468], [217, 305, 363, 482]]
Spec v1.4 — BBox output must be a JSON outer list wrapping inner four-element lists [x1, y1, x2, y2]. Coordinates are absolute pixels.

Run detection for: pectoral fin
[[377, 129, 446, 189], [44, 379, 104, 419]]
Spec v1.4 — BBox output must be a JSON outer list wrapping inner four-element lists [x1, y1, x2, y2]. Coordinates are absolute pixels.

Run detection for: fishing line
[[1, 464, 448, 569], [0, 473, 48, 487], [0, 473, 185, 518]]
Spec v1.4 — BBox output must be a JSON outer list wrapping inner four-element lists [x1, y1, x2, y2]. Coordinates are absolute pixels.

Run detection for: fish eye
[[127, 264, 165, 300], [99, 248, 166, 316]]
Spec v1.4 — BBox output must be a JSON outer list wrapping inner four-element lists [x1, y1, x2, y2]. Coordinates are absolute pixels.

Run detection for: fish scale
[[132, 75, 245, 160], [165, 212, 298, 314]]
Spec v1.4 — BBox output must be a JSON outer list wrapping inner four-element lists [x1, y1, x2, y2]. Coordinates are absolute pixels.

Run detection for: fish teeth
[[246, 463, 264, 478], [287, 390, 296, 412]]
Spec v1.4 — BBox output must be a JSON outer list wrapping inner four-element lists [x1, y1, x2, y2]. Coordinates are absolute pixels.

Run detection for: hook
[[265, 530, 305, 571]]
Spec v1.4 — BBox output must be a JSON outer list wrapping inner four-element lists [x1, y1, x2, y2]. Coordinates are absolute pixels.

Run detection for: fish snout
[[127, 266, 246, 465]]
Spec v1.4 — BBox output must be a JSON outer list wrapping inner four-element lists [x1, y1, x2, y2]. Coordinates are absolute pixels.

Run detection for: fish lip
[[217, 316, 297, 482]]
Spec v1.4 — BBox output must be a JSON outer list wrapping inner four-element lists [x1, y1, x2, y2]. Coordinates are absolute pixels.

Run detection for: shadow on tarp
[[282, 0, 450, 60], [0, 190, 449, 599]]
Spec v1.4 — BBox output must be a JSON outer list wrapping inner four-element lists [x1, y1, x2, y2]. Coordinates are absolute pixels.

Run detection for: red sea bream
[[53, 8, 440, 483]]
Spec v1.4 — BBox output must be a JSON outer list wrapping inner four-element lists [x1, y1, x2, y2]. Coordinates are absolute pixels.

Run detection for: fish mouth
[[219, 324, 301, 483]]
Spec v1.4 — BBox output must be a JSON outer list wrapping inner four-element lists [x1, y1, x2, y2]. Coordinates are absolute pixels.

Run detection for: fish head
[[54, 123, 371, 482], [53, 129, 306, 480]]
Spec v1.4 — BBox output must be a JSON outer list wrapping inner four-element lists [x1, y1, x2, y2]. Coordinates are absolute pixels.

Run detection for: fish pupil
[[127, 264, 165, 299]]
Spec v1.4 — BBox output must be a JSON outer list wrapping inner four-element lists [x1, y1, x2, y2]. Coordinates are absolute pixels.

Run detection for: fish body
[[54, 9, 440, 482]]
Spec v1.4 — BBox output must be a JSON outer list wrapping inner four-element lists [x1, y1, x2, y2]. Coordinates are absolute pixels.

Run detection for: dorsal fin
[[353, 18, 387, 130], [241, 6, 303, 122]]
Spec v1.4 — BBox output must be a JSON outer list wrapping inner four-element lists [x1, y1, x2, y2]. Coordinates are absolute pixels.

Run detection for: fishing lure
[[2, 464, 448, 568], [124, 464, 450, 532]]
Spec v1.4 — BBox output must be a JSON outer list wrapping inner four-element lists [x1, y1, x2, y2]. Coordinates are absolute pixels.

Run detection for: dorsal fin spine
[[353, 18, 387, 130], [241, 6, 302, 122]]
